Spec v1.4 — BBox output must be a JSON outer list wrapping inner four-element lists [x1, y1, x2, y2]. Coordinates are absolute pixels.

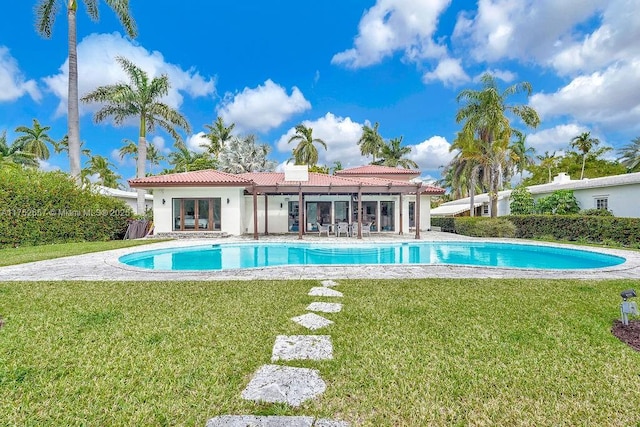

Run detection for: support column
[[264, 194, 269, 236], [253, 185, 259, 240], [399, 193, 403, 235], [415, 184, 422, 239], [357, 186, 362, 239], [298, 185, 304, 240]]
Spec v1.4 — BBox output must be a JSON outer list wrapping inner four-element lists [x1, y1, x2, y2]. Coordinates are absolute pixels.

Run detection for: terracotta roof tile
[[129, 169, 251, 186], [335, 165, 420, 176]]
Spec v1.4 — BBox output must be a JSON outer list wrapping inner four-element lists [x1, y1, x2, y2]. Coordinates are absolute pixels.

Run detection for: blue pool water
[[119, 242, 625, 271]]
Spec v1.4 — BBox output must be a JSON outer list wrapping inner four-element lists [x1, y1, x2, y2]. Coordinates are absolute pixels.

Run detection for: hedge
[[0, 168, 133, 248]]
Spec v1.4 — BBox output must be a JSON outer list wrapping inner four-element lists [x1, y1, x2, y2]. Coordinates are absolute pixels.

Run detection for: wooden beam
[[399, 193, 403, 235], [253, 185, 258, 240], [415, 183, 422, 240], [264, 194, 269, 236], [298, 185, 303, 240], [357, 186, 362, 239]]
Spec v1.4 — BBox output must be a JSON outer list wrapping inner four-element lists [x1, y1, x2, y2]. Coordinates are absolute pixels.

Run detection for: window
[[173, 198, 221, 231], [288, 201, 299, 232], [595, 197, 608, 211], [380, 201, 395, 231], [409, 202, 415, 228], [482, 204, 489, 215]]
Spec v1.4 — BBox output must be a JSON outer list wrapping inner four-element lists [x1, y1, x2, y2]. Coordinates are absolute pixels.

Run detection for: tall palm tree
[[509, 133, 536, 182], [218, 135, 277, 173], [35, 0, 137, 183], [375, 136, 418, 169], [13, 119, 57, 161], [54, 134, 92, 157], [168, 142, 213, 172], [81, 56, 191, 214], [0, 131, 39, 168], [456, 73, 540, 217], [84, 154, 121, 188], [288, 124, 327, 166], [118, 138, 166, 174], [570, 131, 600, 179], [617, 136, 640, 172], [537, 151, 558, 183], [449, 131, 485, 216], [202, 116, 235, 156], [358, 121, 384, 163]]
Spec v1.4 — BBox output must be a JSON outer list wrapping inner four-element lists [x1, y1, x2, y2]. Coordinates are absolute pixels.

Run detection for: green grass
[[1, 279, 640, 426], [0, 240, 169, 267]]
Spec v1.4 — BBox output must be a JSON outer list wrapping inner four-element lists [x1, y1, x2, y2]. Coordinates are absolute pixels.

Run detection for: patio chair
[[361, 222, 371, 237], [336, 222, 349, 237], [318, 223, 330, 237]]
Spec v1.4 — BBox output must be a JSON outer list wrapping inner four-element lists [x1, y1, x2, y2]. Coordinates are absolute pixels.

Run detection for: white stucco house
[[431, 172, 640, 218], [128, 165, 445, 239], [96, 185, 153, 212]]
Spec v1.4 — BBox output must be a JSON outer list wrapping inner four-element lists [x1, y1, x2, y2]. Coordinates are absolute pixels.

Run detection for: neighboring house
[[431, 172, 640, 218], [128, 165, 445, 238], [96, 185, 153, 212]]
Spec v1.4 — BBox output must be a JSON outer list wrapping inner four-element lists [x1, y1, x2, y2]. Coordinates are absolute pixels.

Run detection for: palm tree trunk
[[580, 155, 586, 180], [67, 3, 81, 184], [491, 162, 499, 218], [136, 135, 147, 215], [469, 169, 476, 217]]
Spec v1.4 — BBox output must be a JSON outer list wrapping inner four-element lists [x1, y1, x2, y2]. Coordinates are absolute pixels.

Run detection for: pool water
[[118, 242, 625, 271]]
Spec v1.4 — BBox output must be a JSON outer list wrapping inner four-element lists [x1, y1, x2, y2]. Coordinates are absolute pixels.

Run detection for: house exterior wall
[[152, 187, 245, 234], [531, 184, 640, 218]]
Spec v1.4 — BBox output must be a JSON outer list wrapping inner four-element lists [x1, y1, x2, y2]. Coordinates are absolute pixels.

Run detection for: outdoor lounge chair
[[361, 223, 371, 237], [336, 222, 349, 237], [318, 223, 330, 237]]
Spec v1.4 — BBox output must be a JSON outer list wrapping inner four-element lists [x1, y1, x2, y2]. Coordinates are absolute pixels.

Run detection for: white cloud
[[473, 68, 516, 83], [217, 80, 311, 134], [150, 135, 171, 154], [276, 113, 366, 168], [527, 123, 590, 155], [186, 132, 209, 153], [43, 32, 215, 117], [422, 58, 469, 87], [332, 0, 451, 68], [110, 148, 128, 166], [409, 135, 455, 171], [0, 46, 41, 102], [38, 160, 60, 172], [530, 60, 640, 130]]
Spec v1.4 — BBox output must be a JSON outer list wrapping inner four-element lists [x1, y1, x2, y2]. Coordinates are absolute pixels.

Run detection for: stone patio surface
[[1, 232, 639, 281]]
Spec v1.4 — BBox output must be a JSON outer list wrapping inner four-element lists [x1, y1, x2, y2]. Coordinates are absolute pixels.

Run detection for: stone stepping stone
[[205, 416, 350, 427], [291, 313, 334, 330], [307, 302, 342, 313], [308, 287, 343, 297], [320, 280, 339, 287], [272, 335, 333, 361], [241, 364, 326, 407]]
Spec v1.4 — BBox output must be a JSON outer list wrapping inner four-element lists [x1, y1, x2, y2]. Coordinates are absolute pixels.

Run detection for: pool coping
[[1, 232, 639, 281]]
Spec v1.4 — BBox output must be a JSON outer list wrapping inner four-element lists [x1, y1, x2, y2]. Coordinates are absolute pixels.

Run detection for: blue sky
[[1, 0, 639, 186]]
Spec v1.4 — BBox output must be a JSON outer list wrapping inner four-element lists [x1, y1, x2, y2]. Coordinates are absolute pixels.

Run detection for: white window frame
[[594, 196, 609, 211]]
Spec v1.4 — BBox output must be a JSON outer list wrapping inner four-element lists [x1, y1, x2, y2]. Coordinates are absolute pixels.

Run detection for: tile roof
[[129, 169, 252, 186], [335, 165, 420, 176]]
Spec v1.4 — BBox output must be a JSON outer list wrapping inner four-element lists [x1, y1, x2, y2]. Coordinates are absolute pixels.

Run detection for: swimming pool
[[119, 241, 626, 271]]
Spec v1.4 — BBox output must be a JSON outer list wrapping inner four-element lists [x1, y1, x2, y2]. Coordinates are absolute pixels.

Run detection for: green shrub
[[431, 217, 455, 232], [580, 208, 614, 217], [0, 168, 133, 248], [454, 217, 516, 238], [509, 186, 535, 215], [534, 190, 580, 215]]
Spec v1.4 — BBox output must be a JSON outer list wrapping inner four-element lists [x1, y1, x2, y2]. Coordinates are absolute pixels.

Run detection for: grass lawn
[[1, 279, 639, 426], [0, 240, 168, 267]]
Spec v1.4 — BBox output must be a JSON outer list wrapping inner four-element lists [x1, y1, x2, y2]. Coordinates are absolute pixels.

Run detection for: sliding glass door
[[173, 198, 221, 231]]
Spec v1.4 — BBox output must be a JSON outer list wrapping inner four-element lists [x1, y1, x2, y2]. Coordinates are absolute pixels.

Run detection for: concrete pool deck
[[1, 232, 639, 281]]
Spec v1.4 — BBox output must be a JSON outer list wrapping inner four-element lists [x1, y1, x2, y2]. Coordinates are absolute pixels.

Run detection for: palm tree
[[288, 124, 327, 166], [118, 138, 166, 174], [358, 122, 384, 163], [0, 131, 38, 168], [570, 132, 600, 179], [375, 136, 418, 169], [168, 142, 214, 172], [456, 73, 540, 217], [449, 131, 485, 216], [218, 135, 277, 173], [537, 151, 558, 183], [35, 0, 137, 183], [202, 117, 235, 156], [509, 133, 536, 182], [81, 56, 191, 214], [54, 134, 91, 157], [13, 119, 58, 161], [617, 136, 640, 172], [84, 154, 121, 188]]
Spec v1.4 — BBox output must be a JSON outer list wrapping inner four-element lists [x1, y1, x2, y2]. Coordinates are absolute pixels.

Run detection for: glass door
[[288, 201, 299, 232], [380, 201, 395, 231]]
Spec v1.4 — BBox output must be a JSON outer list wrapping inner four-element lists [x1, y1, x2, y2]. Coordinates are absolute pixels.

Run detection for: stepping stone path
[[210, 279, 349, 426], [272, 335, 333, 361]]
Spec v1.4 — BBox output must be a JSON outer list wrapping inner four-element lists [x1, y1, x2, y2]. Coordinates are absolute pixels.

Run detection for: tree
[[535, 190, 580, 215], [54, 134, 91, 157], [375, 136, 418, 169], [81, 56, 191, 214], [202, 116, 235, 156], [168, 142, 215, 172], [358, 122, 384, 163], [617, 136, 640, 172], [218, 135, 277, 173], [509, 185, 535, 215], [570, 132, 600, 179], [35, 0, 136, 183], [84, 154, 121, 188], [0, 131, 38, 168], [448, 131, 486, 216], [456, 73, 540, 217], [331, 160, 343, 175], [13, 119, 56, 161], [509, 133, 535, 182], [119, 138, 166, 174], [536, 151, 558, 183], [288, 124, 327, 166]]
